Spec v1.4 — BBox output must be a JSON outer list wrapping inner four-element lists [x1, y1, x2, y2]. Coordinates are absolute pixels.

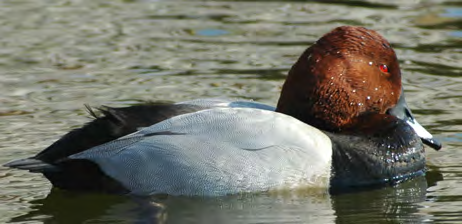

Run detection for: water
[[0, 0, 460, 223]]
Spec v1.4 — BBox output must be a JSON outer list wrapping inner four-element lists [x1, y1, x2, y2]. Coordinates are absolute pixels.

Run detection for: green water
[[0, 0, 461, 223]]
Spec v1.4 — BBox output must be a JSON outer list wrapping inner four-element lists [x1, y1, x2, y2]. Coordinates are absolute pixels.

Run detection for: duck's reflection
[[9, 189, 164, 224], [9, 170, 443, 224], [332, 168, 443, 224], [10, 188, 333, 224]]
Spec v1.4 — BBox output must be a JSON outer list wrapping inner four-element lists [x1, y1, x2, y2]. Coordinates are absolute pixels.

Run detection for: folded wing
[[71, 108, 332, 196]]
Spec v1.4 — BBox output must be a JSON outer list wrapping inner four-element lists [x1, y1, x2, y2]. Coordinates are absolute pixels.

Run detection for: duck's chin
[[325, 116, 426, 194]]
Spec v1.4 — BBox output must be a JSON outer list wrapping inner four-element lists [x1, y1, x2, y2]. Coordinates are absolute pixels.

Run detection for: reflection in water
[[333, 176, 428, 224], [9, 173, 442, 224], [9, 189, 168, 224], [11, 188, 333, 224]]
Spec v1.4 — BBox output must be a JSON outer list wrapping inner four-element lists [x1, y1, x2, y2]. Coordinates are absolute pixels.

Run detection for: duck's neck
[[326, 116, 425, 193]]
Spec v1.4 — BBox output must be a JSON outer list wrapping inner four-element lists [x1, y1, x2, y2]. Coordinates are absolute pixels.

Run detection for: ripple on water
[[0, 0, 461, 224]]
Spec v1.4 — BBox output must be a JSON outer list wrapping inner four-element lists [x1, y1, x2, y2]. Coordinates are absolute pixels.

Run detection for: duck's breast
[[71, 108, 332, 196]]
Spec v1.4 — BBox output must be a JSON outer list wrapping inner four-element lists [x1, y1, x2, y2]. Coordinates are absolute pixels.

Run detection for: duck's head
[[276, 26, 441, 150]]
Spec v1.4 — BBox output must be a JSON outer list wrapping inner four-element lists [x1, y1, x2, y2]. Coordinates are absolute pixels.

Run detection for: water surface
[[0, 0, 461, 223]]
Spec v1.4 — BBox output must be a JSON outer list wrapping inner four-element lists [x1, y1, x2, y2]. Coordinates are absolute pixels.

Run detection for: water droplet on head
[[368, 61, 373, 66], [366, 96, 371, 100], [352, 89, 356, 93], [374, 87, 378, 91]]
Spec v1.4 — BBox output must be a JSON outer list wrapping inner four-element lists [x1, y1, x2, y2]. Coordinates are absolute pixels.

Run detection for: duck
[[4, 26, 442, 196]]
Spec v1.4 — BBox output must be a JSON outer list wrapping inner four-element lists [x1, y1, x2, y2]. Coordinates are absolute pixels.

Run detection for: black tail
[[4, 158, 58, 173], [4, 102, 205, 193], [34, 103, 205, 163], [3, 156, 130, 194]]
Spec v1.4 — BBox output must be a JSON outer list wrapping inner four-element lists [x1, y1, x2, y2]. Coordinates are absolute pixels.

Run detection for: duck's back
[[71, 108, 332, 196]]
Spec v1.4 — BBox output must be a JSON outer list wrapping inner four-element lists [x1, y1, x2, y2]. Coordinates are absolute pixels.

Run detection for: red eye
[[379, 64, 389, 73]]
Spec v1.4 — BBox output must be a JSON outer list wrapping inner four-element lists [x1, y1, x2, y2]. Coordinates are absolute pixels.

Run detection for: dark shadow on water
[[426, 165, 445, 188], [407, 60, 462, 78], [206, 0, 396, 9], [8, 189, 165, 224]]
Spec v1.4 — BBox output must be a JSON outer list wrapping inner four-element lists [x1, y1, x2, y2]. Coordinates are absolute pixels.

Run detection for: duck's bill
[[407, 118, 442, 150], [387, 91, 442, 151]]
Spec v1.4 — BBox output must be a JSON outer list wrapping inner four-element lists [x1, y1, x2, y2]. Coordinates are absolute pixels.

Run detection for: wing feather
[[71, 108, 332, 196]]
